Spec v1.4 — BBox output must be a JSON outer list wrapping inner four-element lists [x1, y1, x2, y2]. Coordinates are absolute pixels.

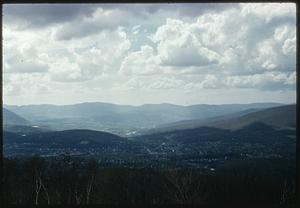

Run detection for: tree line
[[1, 156, 296, 205]]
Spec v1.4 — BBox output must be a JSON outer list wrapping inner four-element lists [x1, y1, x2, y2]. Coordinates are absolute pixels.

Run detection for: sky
[[2, 3, 297, 106]]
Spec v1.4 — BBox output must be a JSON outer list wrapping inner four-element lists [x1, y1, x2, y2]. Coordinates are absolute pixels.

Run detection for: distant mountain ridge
[[134, 121, 296, 152], [4, 102, 284, 133], [3, 108, 30, 126], [147, 104, 296, 134], [3, 103, 296, 159], [207, 104, 296, 130], [151, 108, 264, 133]]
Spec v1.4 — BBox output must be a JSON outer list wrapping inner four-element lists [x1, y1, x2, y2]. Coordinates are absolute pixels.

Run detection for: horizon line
[[2, 101, 294, 108]]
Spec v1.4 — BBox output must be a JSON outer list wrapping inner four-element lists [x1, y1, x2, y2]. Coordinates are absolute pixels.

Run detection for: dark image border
[[0, 0, 298, 207]]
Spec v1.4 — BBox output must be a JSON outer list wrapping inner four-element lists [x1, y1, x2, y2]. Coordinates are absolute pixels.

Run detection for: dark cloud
[[99, 3, 239, 17], [54, 8, 130, 40], [4, 3, 238, 30], [5, 61, 48, 74], [3, 4, 97, 29]]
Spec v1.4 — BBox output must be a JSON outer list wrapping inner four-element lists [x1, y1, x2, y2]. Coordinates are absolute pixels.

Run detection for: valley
[[3, 102, 296, 172]]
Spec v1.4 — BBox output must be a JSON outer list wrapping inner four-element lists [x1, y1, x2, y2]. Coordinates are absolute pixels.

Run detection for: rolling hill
[[146, 104, 296, 134], [3, 128, 140, 157], [4, 102, 283, 133], [3, 108, 30, 126], [205, 104, 296, 130], [3, 129, 128, 147], [136, 122, 295, 145]]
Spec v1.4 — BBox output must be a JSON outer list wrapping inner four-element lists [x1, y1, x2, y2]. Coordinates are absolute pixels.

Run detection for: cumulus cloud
[[3, 29, 50, 74], [224, 72, 296, 91], [120, 45, 161, 75], [156, 3, 294, 75], [4, 60, 48, 74], [63, 28, 131, 81], [132, 25, 141, 35], [3, 19, 131, 82], [148, 77, 185, 90], [49, 58, 86, 82], [100, 3, 240, 18], [3, 4, 97, 30], [3, 73, 51, 97], [3, 3, 296, 105], [55, 8, 131, 40], [49, 28, 131, 82], [117, 75, 186, 91], [152, 18, 220, 67], [198, 75, 220, 89], [186, 71, 296, 91], [120, 3, 296, 92], [240, 3, 296, 23]]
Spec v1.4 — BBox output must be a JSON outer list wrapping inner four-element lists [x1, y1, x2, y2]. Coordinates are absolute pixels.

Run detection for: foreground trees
[[1, 156, 296, 205]]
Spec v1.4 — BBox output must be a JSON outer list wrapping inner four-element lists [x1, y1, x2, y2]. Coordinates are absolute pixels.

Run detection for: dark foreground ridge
[[2, 156, 296, 205]]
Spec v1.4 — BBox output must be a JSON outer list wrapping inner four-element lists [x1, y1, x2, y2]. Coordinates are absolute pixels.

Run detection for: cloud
[[99, 3, 240, 18], [3, 3, 296, 105], [49, 58, 86, 82], [188, 71, 296, 91], [4, 3, 239, 36], [50, 29, 131, 82], [3, 4, 96, 30], [240, 3, 296, 23], [132, 25, 141, 35], [198, 75, 220, 89], [117, 75, 186, 91], [120, 78, 146, 90], [224, 72, 296, 91], [121, 3, 296, 88], [152, 18, 220, 67], [3, 73, 51, 97], [55, 8, 131, 40], [120, 45, 161, 75], [3, 20, 131, 82], [3, 29, 50, 74], [3, 80, 22, 96], [148, 77, 185, 90], [4, 60, 48, 74]]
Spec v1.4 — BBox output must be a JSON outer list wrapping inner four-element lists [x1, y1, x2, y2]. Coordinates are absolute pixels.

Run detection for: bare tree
[[34, 167, 50, 204], [86, 160, 98, 204], [34, 169, 42, 205], [86, 174, 95, 204], [279, 179, 295, 205], [74, 182, 82, 205], [164, 169, 199, 204]]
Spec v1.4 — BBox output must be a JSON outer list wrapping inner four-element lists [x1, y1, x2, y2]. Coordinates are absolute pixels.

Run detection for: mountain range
[[3, 108, 30, 126], [2, 102, 296, 160], [3, 105, 296, 160], [4, 102, 284, 135], [146, 104, 296, 134]]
